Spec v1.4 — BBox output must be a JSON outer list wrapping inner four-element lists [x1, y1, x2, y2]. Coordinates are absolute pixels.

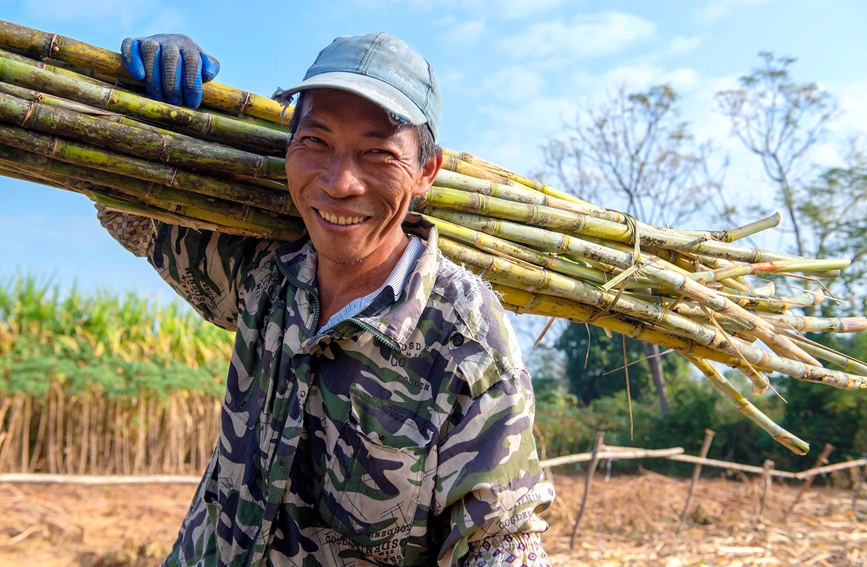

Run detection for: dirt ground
[[0, 472, 864, 566]]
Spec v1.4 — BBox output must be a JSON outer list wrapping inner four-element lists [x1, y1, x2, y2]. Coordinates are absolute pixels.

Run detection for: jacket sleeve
[[423, 257, 555, 566], [433, 360, 555, 566], [97, 207, 280, 330]]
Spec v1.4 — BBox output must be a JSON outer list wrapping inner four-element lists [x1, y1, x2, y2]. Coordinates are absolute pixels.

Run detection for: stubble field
[[0, 472, 864, 566]]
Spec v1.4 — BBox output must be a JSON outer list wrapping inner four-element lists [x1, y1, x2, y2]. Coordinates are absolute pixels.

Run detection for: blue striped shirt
[[317, 236, 424, 335]]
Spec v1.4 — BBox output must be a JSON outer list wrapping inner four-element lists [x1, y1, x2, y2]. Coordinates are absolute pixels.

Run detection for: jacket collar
[[273, 214, 439, 349]]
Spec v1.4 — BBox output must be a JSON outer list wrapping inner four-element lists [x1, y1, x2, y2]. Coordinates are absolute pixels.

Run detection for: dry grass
[[0, 472, 863, 566]]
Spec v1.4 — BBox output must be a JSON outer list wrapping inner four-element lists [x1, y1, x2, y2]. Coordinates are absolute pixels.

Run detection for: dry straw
[[1, 19, 865, 455]]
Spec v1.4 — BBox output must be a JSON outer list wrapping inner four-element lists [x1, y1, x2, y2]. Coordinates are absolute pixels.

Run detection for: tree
[[716, 52, 867, 314], [555, 323, 651, 405], [715, 51, 836, 258], [554, 322, 688, 408], [542, 84, 728, 413], [797, 149, 867, 312]]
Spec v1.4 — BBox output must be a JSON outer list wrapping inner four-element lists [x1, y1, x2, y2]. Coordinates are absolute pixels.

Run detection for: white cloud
[[500, 11, 656, 60], [462, 95, 579, 176], [371, 0, 574, 19], [694, 0, 771, 26], [563, 64, 699, 99], [491, 0, 576, 20], [466, 65, 548, 102], [659, 68, 700, 91], [664, 35, 704, 56], [829, 79, 867, 140], [23, 0, 152, 26], [141, 8, 186, 34], [438, 20, 486, 47]]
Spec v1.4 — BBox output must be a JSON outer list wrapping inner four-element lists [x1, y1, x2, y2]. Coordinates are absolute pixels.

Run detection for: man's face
[[285, 89, 440, 271]]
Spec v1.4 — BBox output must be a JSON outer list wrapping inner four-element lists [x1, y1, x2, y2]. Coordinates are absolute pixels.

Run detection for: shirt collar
[[275, 214, 440, 348], [315, 235, 424, 335]]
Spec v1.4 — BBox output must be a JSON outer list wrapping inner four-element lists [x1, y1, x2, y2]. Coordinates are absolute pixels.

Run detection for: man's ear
[[412, 150, 443, 197]]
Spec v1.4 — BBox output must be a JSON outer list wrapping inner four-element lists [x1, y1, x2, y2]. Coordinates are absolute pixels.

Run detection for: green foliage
[[534, 365, 865, 475], [798, 163, 867, 312], [554, 322, 688, 405], [770, 330, 867, 464], [0, 274, 233, 399], [777, 378, 867, 462]]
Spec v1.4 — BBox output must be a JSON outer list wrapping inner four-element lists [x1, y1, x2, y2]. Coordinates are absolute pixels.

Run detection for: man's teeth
[[321, 211, 365, 226]]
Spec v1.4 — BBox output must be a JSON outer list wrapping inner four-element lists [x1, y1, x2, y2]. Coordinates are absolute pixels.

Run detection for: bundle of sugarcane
[[0, 20, 864, 455]]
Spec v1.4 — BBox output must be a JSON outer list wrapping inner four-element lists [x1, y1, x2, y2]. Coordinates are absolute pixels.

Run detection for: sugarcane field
[[2, 6, 867, 567]]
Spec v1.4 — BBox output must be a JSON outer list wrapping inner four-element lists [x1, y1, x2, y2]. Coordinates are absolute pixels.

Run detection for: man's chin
[[316, 248, 367, 266]]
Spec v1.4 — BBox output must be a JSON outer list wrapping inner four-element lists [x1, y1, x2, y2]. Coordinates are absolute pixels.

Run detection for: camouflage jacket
[[100, 211, 554, 566]]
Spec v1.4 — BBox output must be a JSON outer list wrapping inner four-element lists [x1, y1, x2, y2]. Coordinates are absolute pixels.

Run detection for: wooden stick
[[540, 447, 684, 468], [666, 454, 798, 479], [755, 459, 775, 528], [794, 457, 867, 479], [785, 442, 833, 521], [677, 429, 716, 533], [0, 473, 200, 484], [852, 463, 865, 514], [570, 431, 604, 550]]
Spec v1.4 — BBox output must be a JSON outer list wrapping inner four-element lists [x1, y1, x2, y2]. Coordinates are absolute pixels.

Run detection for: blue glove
[[121, 34, 219, 109]]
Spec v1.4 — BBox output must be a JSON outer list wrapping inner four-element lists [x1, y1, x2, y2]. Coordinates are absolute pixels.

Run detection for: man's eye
[[369, 149, 396, 158], [292, 135, 325, 147]]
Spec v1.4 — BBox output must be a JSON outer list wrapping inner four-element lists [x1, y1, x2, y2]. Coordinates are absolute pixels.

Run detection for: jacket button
[[450, 333, 464, 346]]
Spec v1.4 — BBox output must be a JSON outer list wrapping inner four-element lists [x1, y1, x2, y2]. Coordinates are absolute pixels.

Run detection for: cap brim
[[282, 71, 428, 126]]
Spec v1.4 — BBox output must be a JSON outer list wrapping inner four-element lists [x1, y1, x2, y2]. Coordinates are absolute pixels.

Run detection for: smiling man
[[99, 32, 554, 566]]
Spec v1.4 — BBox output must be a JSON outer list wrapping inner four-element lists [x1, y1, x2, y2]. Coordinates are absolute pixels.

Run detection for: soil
[[0, 472, 864, 566]]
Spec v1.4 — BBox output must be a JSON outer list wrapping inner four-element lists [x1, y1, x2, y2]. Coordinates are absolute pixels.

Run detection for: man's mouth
[[317, 209, 367, 226]]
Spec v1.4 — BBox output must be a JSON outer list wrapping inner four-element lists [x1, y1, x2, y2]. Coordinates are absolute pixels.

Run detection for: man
[[101, 32, 554, 566]]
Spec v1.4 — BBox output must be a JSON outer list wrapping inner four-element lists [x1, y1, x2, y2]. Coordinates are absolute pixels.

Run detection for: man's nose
[[316, 153, 364, 198]]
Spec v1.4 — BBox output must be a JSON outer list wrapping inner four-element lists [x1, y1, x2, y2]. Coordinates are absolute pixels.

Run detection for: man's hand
[[121, 34, 220, 109]]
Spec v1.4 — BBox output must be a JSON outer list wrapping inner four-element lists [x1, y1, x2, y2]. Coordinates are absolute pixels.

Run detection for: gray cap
[[283, 32, 441, 141]]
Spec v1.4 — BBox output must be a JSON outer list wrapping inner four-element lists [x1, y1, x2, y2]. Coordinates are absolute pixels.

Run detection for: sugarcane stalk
[[0, 45, 120, 89], [681, 213, 782, 243], [761, 313, 867, 333], [786, 336, 867, 376], [94, 186, 300, 240], [425, 212, 660, 289], [434, 168, 628, 225], [0, 79, 121, 116], [495, 284, 867, 391], [444, 148, 589, 205], [0, 123, 294, 214], [444, 235, 867, 390], [689, 258, 850, 282], [684, 355, 809, 455], [0, 19, 290, 124], [717, 288, 826, 314], [0, 86, 285, 177], [0, 146, 302, 239], [429, 208, 822, 369], [0, 43, 279, 131], [0, 52, 289, 153], [0, 88, 286, 179], [90, 191, 297, 240], [422, 186, 805, 264]]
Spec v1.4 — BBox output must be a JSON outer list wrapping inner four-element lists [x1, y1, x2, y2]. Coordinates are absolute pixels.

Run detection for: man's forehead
[[297, 88, 409, 134]]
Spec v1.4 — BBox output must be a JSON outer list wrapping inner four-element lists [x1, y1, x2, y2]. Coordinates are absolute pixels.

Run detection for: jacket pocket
[[318, 385, 434, 565]]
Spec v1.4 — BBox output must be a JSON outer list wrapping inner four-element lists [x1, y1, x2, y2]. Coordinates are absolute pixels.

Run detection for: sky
[[2, 0, 867, 342]]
